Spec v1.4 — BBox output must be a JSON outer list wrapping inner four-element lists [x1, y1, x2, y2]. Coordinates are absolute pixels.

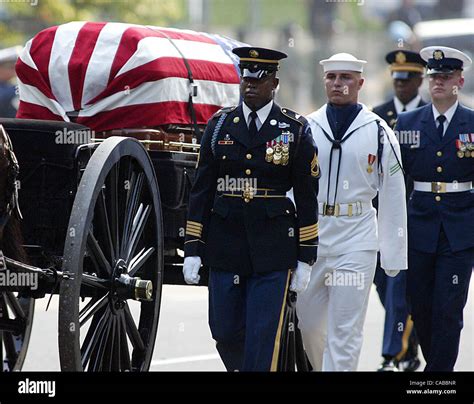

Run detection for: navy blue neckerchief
[[321, 103, 364, 208], [326, 102, 362, 140]]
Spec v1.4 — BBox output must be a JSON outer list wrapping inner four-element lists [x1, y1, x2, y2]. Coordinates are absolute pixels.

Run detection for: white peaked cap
[[319, 53, 367, 73], [420, 46, 472, 72]]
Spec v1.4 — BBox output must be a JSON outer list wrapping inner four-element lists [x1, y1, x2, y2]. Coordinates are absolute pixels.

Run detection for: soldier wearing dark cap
[[396, 46, 473, 371], [373, 50, 427, 129], [372, 50, 426, 372], [182, 47, 319, 371]]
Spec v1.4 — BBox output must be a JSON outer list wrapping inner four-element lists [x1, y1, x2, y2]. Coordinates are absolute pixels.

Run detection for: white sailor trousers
[[296, 250, 377, 371]]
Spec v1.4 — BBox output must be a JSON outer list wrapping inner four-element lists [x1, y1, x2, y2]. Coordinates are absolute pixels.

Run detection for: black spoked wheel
[[0, 292, 34, 371], [59, 137, 163, 371]]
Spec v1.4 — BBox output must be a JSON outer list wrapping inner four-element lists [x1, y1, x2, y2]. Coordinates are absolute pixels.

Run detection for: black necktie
[[249, 111, 258, 137], [402, 106, 406, 112], [436, 115, 446, 140]]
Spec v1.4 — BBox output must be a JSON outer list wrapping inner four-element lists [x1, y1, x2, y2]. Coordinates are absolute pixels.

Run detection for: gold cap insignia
[[395, 51, 406, 64], [433, 50, 444, 60], [249, 49, 259, 58]]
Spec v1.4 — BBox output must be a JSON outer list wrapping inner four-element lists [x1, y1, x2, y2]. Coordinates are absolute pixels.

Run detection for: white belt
[[413, 181, 472, 193], [319, 201, 371, 217]]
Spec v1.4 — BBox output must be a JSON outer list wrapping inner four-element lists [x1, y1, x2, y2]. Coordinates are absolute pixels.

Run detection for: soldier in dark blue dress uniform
[[396, 46, 473, 371], [182, 47, 320, 371], [372, 50, 426, 372]]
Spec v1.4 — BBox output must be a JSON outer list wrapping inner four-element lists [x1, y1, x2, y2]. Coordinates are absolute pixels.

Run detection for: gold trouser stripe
[[270, 270, 291, 372], [186, 229, 201, 238], [187, 221, 203, 229], [300, 232, 318, 242], [395, 315, 415, 361]]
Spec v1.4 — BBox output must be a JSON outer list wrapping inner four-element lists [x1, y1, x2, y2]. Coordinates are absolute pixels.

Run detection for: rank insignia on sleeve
[[389, 162, 401, 176], [311, 152, 319, 177]]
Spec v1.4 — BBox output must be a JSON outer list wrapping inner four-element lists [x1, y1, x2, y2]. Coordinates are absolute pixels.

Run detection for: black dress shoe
[[398, 357, 421, 372], [377, 358, 399, 372]]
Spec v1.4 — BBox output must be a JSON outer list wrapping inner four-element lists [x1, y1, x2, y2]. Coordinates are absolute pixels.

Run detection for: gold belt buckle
[[243, 185, 255, 202], [431, 182, 446, 193]]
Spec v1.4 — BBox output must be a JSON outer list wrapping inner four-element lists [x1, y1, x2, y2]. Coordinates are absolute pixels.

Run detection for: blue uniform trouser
[[374, 266, 414, 358], [407, 229, 473, 371], [208, 268, 290, 371]]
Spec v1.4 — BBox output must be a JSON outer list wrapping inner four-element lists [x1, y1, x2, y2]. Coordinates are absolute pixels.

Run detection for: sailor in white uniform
[[296, 53, 408, 371]]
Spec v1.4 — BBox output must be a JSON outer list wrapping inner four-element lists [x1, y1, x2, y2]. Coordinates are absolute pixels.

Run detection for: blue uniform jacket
[[184, 102, 320, 275], [396, 103, 474, 253]]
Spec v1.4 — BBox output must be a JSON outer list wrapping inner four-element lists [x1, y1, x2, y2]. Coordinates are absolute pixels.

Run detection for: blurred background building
[[1, 0, 473, 114]]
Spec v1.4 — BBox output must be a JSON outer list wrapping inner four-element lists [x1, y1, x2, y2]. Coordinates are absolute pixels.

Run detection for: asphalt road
[[22, 274, 473, 372]]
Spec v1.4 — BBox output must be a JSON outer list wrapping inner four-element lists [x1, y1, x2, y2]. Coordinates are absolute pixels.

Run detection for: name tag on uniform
[[218, 140, 234, 145]]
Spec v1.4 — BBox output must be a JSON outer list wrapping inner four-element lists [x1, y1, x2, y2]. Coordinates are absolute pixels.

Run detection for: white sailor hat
[[0, 46, 22, 65], [420, 46, 472, 75], [319, 53, 367, 73]]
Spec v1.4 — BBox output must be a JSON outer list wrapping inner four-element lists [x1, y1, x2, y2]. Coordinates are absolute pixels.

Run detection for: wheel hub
[[111, 259, 153, 302]]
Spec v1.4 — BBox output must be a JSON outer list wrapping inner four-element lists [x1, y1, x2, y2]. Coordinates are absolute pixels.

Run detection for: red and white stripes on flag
[[15, 22, 244, 131]]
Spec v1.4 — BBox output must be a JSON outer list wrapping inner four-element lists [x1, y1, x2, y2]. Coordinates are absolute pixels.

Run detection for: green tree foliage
[[1, 0, 185, 47]]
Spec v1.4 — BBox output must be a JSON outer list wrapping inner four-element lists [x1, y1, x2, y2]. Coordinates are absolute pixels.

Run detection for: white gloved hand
[[183, 256, 202, 284], [289, 261, 312, 293], [384, 269, 400, 277]]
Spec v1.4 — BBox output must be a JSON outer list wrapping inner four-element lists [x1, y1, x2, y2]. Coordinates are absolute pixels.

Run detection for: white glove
[[384, 269, 400, 277], [289, 261, 312, 293], [183, 256, 202, 284]]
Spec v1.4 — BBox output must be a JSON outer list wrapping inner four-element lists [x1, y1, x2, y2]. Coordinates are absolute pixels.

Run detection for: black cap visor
[[392, 71, 421, 80]]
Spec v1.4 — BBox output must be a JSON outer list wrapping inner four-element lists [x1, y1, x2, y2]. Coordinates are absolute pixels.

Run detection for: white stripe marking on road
[[150, 353, 220, 367]]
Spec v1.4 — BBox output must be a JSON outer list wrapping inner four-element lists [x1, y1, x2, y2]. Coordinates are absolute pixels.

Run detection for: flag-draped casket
[[15, 22, 244, 131]]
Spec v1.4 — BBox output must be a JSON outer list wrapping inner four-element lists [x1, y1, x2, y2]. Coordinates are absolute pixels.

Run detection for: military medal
[[281, 132, 290, 166], [468, 134, 474, 154], [456, 139, 465, 158], [471, 135, 474, 157], [273, 142, 282, 165], [273, 152, 282, 164], [367, 154, 376, 173], [265, 141, 274, 162]]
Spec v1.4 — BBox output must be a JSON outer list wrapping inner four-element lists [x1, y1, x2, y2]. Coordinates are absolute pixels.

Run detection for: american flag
[[15, 22, 246, 131]]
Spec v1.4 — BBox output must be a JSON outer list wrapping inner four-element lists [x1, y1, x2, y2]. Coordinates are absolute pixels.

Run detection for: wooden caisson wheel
[[59, 137, 163, 371], [0, 292, 34, 371]]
